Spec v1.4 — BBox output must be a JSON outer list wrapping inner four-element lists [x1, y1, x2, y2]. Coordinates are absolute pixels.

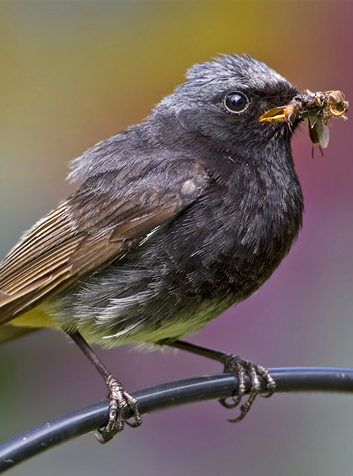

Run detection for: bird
[[0, 54, 337, 442]]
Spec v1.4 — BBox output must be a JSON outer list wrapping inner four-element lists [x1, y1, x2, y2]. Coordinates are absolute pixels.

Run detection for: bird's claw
[[95, 375, 142, 444], [219, 354, 276, 421]]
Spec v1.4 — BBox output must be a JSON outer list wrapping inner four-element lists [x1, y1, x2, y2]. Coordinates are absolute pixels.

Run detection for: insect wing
[[308, 115, 330, 148]]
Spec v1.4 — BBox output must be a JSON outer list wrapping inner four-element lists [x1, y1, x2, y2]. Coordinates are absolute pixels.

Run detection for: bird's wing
[[0, 159, 209, 325]]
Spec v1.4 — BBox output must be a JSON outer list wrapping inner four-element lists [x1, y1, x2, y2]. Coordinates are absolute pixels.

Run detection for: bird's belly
[[79, 294, 236, 348]]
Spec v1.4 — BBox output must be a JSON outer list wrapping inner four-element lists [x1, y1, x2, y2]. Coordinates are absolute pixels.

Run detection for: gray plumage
[[0, 54, 303, 348]]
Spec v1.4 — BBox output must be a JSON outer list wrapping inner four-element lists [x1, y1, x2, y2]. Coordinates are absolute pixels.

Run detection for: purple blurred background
[[0, 2, 352, 475]]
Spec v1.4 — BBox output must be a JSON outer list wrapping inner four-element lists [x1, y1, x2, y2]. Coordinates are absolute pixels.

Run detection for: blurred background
[[0, 1, 352, 475]]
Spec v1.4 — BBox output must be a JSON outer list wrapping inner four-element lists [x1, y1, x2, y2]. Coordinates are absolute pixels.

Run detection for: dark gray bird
[[0, 54, 330, 442]]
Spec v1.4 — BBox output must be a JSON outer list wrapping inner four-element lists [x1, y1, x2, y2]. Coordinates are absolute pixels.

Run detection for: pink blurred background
[[0, 2, 352, 475]]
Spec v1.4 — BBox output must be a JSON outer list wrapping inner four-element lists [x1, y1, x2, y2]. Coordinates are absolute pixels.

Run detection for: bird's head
[[153, 54, 299, 154]]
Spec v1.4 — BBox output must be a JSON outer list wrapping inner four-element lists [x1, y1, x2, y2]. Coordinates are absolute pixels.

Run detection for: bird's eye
[[224, 92, 249, 113]]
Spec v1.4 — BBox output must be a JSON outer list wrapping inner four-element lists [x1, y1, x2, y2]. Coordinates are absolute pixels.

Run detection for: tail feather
[[0, 325, 41, 344]]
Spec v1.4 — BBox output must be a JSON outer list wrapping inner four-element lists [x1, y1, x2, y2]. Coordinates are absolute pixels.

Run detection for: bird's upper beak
[[259, 90, 349, 125]]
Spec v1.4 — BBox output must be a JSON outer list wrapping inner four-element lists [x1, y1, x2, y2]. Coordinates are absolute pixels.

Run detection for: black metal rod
[[1, 367, 353, 473]]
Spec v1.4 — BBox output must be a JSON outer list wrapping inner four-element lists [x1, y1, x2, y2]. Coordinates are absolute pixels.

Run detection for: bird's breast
[[160, 159, 303, 302]]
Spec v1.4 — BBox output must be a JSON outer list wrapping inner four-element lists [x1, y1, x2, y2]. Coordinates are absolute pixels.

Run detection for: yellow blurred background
[[0, 2, 353, 475]]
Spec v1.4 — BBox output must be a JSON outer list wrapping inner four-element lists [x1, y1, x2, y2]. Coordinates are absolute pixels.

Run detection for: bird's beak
[[259, 106, 287, 123], [259, 90, 349, 125]]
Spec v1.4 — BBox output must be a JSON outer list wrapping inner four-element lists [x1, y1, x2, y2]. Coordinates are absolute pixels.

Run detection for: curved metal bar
[[1, 367, 353, 473]]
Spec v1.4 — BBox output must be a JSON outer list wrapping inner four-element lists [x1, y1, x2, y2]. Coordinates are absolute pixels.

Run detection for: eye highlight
[[224, 92, 249, 113]]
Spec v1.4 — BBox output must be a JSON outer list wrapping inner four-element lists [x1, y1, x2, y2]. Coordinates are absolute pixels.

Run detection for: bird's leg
[[68, 331, 142, 443], [159, 339, 276, 422]]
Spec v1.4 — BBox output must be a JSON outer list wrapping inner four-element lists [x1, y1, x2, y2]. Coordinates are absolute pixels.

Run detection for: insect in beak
[[259, 90, 349, 149]]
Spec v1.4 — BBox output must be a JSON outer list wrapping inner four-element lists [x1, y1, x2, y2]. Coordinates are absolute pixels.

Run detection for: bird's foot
[[95, 375, 142, 444], [219, 354, 276, 423]]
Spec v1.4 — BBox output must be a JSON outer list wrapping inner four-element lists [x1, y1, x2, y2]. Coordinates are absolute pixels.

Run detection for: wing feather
[[0, 159, 209, 326], [0, 203, 74, 282]]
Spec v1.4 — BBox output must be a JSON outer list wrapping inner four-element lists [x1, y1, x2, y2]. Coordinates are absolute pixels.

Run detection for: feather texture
[[0, 159, 209, 326]]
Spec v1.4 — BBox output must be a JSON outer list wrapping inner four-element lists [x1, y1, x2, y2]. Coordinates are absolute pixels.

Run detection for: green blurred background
[[0, 1, 353, 475]]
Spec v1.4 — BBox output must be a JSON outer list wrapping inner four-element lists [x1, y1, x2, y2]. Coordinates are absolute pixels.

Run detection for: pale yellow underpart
[[10, 304, 60, 329], [99, 299, 224, 347], [9, 298, 230, 347]]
